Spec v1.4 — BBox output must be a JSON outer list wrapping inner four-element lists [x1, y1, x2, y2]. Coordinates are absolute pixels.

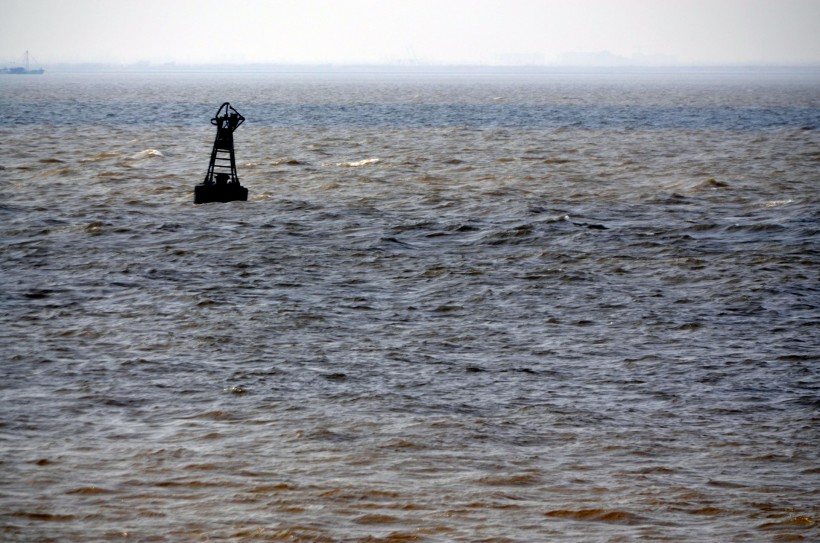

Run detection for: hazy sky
[[2, 0, 819, 65]]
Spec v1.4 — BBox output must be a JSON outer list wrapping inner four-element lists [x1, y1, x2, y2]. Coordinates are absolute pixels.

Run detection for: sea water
[[1, 69, 818, 541]]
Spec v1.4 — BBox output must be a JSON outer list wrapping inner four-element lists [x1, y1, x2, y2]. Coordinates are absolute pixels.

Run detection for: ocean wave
[[129, 149, 164, 160], [81, 151, 122, 163], [323, 158, 380, 167], [2, 72, 818, 543]]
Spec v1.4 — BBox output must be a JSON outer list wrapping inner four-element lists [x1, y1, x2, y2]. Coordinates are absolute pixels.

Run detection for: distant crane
[[1, 50, 44, 75]]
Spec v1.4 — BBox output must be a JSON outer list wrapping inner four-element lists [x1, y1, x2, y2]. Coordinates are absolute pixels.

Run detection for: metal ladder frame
[[204, 102, 245, 185]]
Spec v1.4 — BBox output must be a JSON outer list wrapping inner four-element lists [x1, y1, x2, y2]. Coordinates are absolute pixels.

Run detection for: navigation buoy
[[194, 102, 248, 204]]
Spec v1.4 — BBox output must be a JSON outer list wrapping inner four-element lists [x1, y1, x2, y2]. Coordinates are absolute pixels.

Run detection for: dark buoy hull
[[194, 183, 248, 204]]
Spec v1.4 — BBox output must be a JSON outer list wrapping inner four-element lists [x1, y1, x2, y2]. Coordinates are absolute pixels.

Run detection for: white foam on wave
[[761, 199, 794, 208], [130, 149, 164, 160], [323, 158, 380, 167]]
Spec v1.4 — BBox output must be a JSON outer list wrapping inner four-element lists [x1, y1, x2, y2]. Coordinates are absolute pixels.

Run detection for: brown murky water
[[1, 70, 818, 541]]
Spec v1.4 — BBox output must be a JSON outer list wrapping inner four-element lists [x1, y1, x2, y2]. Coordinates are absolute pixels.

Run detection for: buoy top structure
[[194, 102, 249, 204]]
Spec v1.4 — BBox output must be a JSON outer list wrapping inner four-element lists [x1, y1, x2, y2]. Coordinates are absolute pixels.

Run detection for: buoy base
[[194, 182, 248, 204]]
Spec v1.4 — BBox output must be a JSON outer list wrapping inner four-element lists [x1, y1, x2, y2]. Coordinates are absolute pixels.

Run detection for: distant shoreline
[[34, 63, 820, 76]]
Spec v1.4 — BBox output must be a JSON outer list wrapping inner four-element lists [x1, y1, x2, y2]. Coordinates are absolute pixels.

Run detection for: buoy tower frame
[[194, 102, 248, 204]]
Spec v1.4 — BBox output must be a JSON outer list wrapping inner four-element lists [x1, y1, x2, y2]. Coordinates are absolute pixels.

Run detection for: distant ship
[[1, 51, 44, 75]]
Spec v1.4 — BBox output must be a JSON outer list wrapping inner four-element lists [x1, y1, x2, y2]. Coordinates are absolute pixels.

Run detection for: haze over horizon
[[2, 0, 819, 67]]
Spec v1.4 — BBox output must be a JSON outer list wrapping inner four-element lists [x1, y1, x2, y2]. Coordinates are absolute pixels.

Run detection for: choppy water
[[1, 69, 819, 542]]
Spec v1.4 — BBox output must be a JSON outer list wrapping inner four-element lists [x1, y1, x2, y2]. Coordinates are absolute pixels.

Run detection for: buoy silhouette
[[194, 102, 248, 204]]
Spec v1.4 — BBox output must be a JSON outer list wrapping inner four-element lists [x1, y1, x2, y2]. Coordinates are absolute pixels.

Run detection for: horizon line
[[31, 61, 820, 71]]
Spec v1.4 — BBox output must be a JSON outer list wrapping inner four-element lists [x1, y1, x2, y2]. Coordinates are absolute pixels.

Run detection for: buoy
[[194, 102, 248, 204]]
